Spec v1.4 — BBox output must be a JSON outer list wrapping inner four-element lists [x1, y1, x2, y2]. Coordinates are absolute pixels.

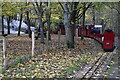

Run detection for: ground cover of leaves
[[2, 34, 103, 78]]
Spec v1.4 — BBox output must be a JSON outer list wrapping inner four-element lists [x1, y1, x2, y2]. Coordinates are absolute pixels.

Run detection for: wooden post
[[58, 29, 61, 47], [3, 36, 6, 68], [3, 37, 6, 58], [76, 28, 78, 38], [46, 31, 49, 53], [32, 31, 35, 56]]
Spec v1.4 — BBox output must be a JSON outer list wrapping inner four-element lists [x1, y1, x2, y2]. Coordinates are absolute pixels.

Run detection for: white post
[[3, 37, 6, 68], [58, 29, 61, 47], [3, 37, 6, 58], [76, 28, 78, 37], [32, 31, 35, 56], [46, 31, 49, 53]]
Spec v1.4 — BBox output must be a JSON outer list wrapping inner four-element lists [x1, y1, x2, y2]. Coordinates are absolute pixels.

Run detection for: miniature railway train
[[50, 24, 115, 52]]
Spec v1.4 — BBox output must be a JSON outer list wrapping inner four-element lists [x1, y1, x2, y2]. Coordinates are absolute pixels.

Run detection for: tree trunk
[[101, 19, 104, 34], [71, 2, 79, 37], [81, 3, 86, 40], [64, 3, 74, 48], [35, 2, 45, 43], [46, 2, 51, 40], [18, 13, 23, 36], [26, 11, 32, 38], [47, 15, 51, 40], [2, 15, 4, 35], [38, 15, 45, 43], [13, 15, 17, 20], [7, 16, 11, 34], [92, 6, 95, 25], [118, 2, 120, 48]]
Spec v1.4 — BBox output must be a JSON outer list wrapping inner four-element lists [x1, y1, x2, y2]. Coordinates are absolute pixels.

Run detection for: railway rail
[[92, 46, 118, 79], [73, 47, 117, 79]]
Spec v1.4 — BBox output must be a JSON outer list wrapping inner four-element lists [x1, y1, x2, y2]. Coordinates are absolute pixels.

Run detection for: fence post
[[58, 29, 61, 47], [32, 31, 35, 56], [3, 36, 6, 68], [46, 31, 49, 53], [76, 28, 78, 38]]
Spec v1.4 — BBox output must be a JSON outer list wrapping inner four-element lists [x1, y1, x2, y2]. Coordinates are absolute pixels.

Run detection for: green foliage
[[0, 2, 36, 20], [1, 2, 19, 17], [50, 3, 63, 25], [67, 66, 79, 70], [29, 14, 38, 19], [15, 57, 23, 64], [50, 23, 58, 31], [92, 2, 104, 12], [0, 69, 6, 74]]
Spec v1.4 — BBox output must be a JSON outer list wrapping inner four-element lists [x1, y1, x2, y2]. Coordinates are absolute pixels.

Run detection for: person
[[86, 26, 89, 35], [95, 28, 100, 34], [105, 28, 112, 32]]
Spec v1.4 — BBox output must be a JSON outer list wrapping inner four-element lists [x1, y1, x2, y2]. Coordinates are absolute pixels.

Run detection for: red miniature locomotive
[[50, 24, 115, 52], [102, 29, 115, 51]]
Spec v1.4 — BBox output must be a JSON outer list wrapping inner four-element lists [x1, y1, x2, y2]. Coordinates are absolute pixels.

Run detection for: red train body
[[50, 24, 115, 52], [102, 29, 115, 51]]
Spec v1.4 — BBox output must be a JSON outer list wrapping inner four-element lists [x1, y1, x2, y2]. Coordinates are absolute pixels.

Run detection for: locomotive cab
[[102, 29, 115, 52]]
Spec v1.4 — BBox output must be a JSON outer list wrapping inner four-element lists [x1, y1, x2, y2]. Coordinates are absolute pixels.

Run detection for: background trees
[[0, 2, 119, 48], [1, 2, 19, 34]]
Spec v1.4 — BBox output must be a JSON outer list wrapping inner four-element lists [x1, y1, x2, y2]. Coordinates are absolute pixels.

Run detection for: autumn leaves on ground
[[2, 34, 103, 78]]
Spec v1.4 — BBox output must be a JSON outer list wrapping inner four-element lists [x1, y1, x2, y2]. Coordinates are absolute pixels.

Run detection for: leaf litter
[[2, 34, 103, 78]]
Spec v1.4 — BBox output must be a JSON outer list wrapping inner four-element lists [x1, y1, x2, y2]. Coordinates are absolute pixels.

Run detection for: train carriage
[[51, 24, 115, 52]]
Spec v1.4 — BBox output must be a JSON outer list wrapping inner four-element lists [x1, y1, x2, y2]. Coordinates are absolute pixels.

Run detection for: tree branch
[[35, 2, 40, 12], [63, 2, 69, 12], [69, 2, 73, 13], [59, 2, 65, 11], [77, 2, 92, 20], [32, 2, 39, 15], [107, 4, 120, 14]]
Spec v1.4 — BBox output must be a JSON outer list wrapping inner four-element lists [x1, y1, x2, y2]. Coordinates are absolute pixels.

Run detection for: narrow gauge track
[[73, 51, 115, 79], [92, 47, 118, 79], [81, 52, 110, 79]]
